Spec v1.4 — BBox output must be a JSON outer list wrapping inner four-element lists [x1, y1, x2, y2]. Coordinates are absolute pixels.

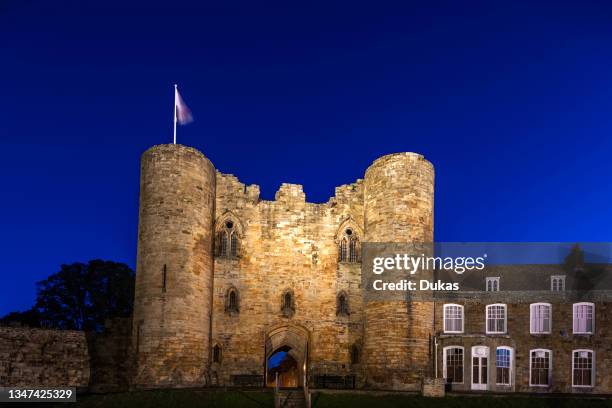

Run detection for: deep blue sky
[[1, 0, 611, 314]]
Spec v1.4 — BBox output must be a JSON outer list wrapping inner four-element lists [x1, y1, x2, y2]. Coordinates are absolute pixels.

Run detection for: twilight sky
[[1, 0, 611, 314]]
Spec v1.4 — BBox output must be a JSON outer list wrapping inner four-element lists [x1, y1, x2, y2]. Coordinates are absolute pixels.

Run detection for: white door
[[471, 346, 489, 391]]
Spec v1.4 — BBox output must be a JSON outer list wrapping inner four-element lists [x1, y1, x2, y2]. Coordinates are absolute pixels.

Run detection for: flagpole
[[173, 84, 178, 144]]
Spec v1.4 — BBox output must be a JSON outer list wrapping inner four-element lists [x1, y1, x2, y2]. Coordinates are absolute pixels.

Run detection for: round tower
[[132, 144, 216, 388], [362, 152, 435, 390]]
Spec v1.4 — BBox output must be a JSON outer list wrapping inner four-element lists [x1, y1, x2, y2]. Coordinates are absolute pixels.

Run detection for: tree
[[564, 243, 585, 271], [0, 307, 42, 328], [1, 260, 134, 331]]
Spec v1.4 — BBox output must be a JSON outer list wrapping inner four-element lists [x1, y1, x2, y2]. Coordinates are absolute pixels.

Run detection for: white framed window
[[529, 349, 552, 387], [551, 275, 565, 291], [573, 302, 595, 334], [443, 346, 464, 384], [443, 304, 464, 333], [572, 349, 595, 387], [495, 346, 513, 385], [530, 303, 551, 334], [486, 277, 500, 292], [486, 304, 507, 334]]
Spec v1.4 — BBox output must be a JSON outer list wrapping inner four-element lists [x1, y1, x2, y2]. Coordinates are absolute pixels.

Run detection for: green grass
[[312, 393, 612, 408], [67, 389, 273, 408], [46, 389, 612, 408]]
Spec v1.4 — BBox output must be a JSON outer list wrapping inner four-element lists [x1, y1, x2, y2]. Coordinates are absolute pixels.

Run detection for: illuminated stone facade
[[132, 143, 611, 395], [132, 144, 434, 390]]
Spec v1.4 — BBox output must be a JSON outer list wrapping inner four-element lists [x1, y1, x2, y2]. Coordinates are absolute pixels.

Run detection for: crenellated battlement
[[134, 143, 435, 391]]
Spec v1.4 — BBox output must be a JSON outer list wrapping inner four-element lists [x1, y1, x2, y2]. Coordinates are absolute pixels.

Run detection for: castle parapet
[[274, 183, 306, 203]]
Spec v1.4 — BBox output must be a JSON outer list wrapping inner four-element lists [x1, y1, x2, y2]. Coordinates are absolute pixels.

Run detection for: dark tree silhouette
[[1, 260, 134, 331], [0, 307, 42, 328], [564, 243, 585, 271]]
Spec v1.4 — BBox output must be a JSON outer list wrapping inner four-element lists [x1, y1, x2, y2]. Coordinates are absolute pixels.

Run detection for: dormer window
[[551, 275, 565, 292], [486, 277, 500, 292]]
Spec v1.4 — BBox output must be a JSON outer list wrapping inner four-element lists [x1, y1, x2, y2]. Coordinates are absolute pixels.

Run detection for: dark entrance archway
[[266, 346, 299, 388], [264, 324, 309, 388]]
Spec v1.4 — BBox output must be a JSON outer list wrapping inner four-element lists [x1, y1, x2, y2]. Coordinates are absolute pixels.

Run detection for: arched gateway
[[264, 324, 310, 388]]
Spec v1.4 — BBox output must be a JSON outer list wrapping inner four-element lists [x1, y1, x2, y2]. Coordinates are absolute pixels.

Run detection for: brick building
[[435, 264, 612, 394], [132, 143, 611, 394]]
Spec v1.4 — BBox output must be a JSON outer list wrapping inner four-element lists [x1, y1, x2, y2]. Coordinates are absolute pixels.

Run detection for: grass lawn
[[47, 389, 612, 408], [312, 393, 612, 408], [67, 389, 273, 408]]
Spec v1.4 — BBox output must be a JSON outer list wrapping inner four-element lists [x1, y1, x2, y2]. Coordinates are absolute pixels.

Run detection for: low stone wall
[[0, 327, 90, 387], [422, 377, 445, 397], [87, 318, 132, 393]]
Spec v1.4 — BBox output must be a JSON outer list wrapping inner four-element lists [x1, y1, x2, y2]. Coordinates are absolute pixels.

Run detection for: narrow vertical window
[[162, 264, 167, 293], [350, 344, 360, 364], [530, 303, 551, 334], [281, 289, 295, 317], [284, 293, 292, 309], [340, 239, 348, 262], [572, 350, 594, 387], [213, 344, 221, 363], [349, 238, 358, 262], [220, 231, 228, 257], [443, 346, 464, 384], [443, 304, 464, 333], [229, 291, 237, 310], [495, 347, 512, 385], [136, 322, 143, 354], [230, 233, 239, 257], [573, 302, 594, 334], [336, 292, 349, 316], [225, 287, 239, 314], [529, 349, 552, 386]]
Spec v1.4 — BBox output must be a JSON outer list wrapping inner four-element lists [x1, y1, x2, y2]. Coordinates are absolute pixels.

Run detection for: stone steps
[[277, 388, 306, 408]]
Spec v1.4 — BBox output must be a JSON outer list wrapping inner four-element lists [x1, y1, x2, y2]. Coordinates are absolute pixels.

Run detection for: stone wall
[[422, 377, 445, 397], [211, 174, 366, 387], [133, 145, 437, 391], [208, 151, 435, 391], [88, 318, 132, 393], [133, 144, 612, 395], [0, 327, 90, 387], [362, 153, 435, 390], [133, 144, 216, 388]]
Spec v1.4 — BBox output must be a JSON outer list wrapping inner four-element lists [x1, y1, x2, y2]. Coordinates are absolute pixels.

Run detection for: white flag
[[175, 87, 193, 125]]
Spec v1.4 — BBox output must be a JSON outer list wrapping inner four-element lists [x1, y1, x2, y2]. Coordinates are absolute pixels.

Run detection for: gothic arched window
[[336, 291, 349, 316], [225, 287, 239, 315], [217, 219, 240, 259], [281, 289, 295, 318], [213, 344, 222, 363], [339, 227, 360, 263]]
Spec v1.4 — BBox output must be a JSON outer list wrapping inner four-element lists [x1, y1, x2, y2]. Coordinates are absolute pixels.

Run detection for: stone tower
[[362, 153, 435, 390], [132, 144, 216, 387]]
